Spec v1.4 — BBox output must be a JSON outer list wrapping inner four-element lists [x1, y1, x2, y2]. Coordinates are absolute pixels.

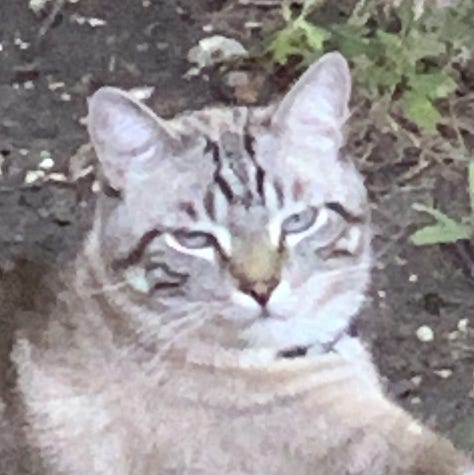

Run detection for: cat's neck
[[142, 336, 382, 411]]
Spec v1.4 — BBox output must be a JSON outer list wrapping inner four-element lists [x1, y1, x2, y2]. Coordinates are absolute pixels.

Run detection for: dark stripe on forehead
[[244, 132, 255, 158], [206, 138, 234, 203], [274, 180, 285, 208], [243, 117, 266, 205], [255, 166, 265, 203], [325, 202, 364, 223], [203, 188, 216, 221], [178, 201, 198, 221]]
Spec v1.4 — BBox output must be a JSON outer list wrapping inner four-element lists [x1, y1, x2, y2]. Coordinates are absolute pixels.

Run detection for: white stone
[[187, 35, 247, 70], [24, 170, 45, 184], [39, 157, 54, 170], [29, 0, 49, 14], [457, 318, 469, 333], [416, 325, 434, 342], [434, 369, 452, 379], [128, 86, 155, 101]]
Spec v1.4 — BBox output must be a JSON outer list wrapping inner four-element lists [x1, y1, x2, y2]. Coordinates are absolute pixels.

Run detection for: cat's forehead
[[171, 105, 271, 141]]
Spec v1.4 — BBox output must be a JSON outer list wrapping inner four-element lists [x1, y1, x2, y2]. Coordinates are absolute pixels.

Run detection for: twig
[[238, 0, 282, 6], [36, 0, 66, 45]]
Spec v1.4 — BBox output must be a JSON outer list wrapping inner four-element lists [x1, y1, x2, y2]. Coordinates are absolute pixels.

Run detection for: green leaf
[[401, 91, 440, 131], [409, 72, 457, 100], [377, 31, 402, 53], [410, 222, 471, 245], [404, 30, 446, 62], [282, 1, 292, 22], [299, 20, 329, 51], [411, 203, 472, 245], [301, 0, 323, 17], [331, 24, 373, 59], [347, 0, 371, 28], [412, 203, 463, 227], [398, 0, 415, 37], [267, 27, 299, 65]]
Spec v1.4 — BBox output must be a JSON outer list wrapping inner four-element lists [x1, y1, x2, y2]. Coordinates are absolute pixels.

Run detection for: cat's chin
[[239, 315, 351, 354]]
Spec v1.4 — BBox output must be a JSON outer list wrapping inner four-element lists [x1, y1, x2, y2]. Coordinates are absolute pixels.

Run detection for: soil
[[0, 0, 473, 456]]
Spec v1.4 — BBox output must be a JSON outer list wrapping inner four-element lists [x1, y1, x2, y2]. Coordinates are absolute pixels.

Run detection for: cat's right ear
[[87, 87, 174, 190]]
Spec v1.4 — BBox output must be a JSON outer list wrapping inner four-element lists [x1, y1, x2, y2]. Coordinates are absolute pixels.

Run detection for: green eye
[[282, 208, 318, 234], [173, 231, 216, 249]]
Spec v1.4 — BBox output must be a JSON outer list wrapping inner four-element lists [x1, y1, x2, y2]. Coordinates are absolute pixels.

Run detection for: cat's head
[[87, 52, 370, 356]]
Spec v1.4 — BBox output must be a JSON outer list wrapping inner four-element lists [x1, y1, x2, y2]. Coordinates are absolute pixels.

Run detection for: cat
[[2, 52, 472, 474]]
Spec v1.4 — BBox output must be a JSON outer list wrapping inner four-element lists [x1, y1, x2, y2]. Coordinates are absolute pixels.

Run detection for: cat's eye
[[173, 230, 216, 249], [281, 208, 318, 234]]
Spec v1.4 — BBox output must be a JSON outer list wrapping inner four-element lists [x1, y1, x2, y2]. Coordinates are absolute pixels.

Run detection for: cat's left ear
[[273, 52, 351, 138]]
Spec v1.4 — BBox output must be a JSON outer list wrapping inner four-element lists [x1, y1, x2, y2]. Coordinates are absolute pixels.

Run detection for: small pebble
[[410, 375, 422, 387], [48, 81, 66, 91], [416, 325, 434, 342], [187, 35, 248, 70], [91, 180, 101, 193], [136, 43, 149, 52], [448, 330, 460, 341], [47, 172, 67, 182], [457, 318, 469, 333], [244, 21, 263, 29], [377, 290, 386, 299], [433, 369, 452, 379], [25, 170, 45, 184], [408, 273, 418, 283], [410, 397, 421, 405], [39, 157, 54, 170]]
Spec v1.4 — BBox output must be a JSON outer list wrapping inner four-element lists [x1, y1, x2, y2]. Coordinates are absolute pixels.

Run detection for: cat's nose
[[241, 280, 278, 307]]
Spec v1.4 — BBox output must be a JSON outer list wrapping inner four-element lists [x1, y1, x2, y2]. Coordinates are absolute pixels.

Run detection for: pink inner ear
[[274, 52, 351, 130], [87, 87, 168, 190]]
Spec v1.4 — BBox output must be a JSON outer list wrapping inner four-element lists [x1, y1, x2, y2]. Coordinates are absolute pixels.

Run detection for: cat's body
[[2, 52, 473, 474]]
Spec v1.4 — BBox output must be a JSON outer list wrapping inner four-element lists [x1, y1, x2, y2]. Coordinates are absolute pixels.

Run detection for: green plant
[[267, 0, 330, 65], [267, 0, 474, 132], [410, 161, 474, 246]]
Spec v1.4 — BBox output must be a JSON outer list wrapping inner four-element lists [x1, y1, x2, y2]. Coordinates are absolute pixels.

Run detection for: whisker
[[82, 280, 130, 297], [319, 263, 371, 279], [144, 309, 216, 378]]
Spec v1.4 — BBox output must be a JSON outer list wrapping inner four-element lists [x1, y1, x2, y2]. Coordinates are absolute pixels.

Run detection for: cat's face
[[87, 52, 370, 355]]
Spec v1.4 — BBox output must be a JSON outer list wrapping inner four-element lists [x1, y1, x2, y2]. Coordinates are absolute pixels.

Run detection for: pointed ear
[[87, 87, 174, 190], [273, 52, 351, 137]]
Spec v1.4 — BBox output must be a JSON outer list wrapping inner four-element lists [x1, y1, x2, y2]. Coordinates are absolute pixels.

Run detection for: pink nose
[[240, 280, 278, 307], [248, 289, 271, 306]]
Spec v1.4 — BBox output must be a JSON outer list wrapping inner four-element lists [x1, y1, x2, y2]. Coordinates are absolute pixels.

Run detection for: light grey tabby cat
[[2, 52, 473, 474]]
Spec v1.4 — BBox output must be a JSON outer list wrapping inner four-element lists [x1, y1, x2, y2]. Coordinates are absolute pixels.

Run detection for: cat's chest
[[15, 338, 381, 475]]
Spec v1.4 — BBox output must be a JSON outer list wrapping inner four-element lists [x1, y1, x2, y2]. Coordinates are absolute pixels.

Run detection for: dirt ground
[[0, 0, 473, 454]]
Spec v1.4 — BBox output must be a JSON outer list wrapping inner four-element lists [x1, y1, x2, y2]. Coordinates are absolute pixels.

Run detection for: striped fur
[[7, 52, 472, 474]]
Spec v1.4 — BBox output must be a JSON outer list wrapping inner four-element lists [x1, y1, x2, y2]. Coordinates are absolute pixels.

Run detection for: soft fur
[[2, 52, 472, 474]]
